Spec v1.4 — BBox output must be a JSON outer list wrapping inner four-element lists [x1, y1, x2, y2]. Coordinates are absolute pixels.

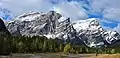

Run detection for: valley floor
[[0, 53, 120, 58]]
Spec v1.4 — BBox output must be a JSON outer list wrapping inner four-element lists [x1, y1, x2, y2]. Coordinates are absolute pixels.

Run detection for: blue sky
[[0, 0, 120, 33]]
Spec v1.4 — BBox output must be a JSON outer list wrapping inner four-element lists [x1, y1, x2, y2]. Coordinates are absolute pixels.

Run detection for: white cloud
[[52, 1, 88, 21], [90, 0, 120, 33], [0, 0, 87, 21], [0, 0, 54, 16], [103, 8, 120, 22], [91, 0, 120, 22], [0, 0, 120, 22], [0, 0, 120, 33], [114, 24, 120, 33]]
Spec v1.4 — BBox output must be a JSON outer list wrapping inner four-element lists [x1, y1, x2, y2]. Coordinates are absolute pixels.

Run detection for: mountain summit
[[6, 11, 120, 47]]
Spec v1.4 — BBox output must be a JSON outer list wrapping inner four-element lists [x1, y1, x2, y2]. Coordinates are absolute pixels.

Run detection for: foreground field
[[92, 54, 120, 58], [1, 53, 120, 58]]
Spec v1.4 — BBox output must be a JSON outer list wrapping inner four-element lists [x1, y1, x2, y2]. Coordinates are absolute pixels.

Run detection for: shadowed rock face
[[0, 18, 10, 35]]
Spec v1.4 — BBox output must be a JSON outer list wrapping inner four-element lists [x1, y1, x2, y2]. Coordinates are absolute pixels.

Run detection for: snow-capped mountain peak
[[73, 18, 120, 47], [7, 11, 120, 48], [16, 11, 45, 21], [73, 18, 101, 32]]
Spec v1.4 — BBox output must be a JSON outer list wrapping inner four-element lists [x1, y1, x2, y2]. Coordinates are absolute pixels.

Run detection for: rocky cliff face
[[0, 18, 10, 35], [6, 11, 120, 47], [7, 11, 81, 44], [73, 18, 120, 47]]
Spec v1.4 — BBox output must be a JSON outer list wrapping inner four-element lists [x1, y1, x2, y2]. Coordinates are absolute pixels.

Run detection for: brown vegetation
[[92, 54, 120, 58]]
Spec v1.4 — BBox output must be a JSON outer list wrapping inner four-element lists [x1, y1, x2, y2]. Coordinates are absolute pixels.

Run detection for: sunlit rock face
[[7, 11, 120, 47], [73, 18, 120, 47], [6, 11, 81, 44]]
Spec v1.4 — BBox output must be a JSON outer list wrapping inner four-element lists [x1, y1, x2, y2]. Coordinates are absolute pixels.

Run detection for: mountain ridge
[[6, 11, 120, 47]]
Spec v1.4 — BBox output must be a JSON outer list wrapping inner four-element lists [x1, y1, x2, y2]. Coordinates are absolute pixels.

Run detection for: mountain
[[7, 11, 82, 44], [0, 18, 10, 35], [6, 11, 120, 47], [73, 18, 120, 47]]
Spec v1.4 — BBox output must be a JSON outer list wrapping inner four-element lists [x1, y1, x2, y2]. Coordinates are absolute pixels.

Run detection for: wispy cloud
[[0, 0, 54, 15], [0, 0, 88, 21], [91, 0, 120, 22], [52, 1, 88, 21]]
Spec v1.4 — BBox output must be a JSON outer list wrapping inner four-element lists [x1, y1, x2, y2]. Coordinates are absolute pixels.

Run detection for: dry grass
[[91, 54, 120, 58]]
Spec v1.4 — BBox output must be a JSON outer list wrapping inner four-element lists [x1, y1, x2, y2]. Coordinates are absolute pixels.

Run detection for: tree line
[[0, 34, 120, 55]]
